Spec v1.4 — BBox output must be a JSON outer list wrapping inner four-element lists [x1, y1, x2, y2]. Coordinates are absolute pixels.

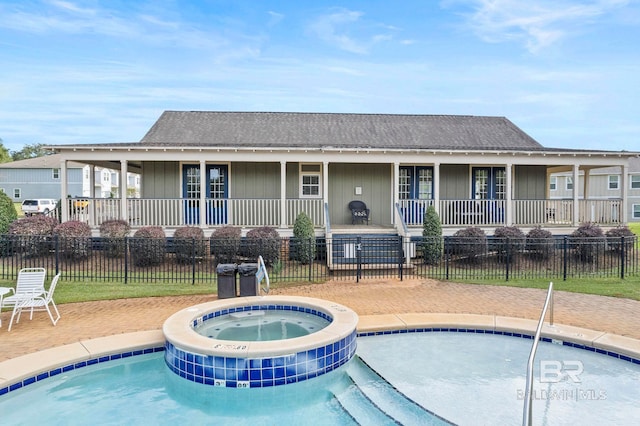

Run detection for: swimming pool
[[1, 330, 638, 425]]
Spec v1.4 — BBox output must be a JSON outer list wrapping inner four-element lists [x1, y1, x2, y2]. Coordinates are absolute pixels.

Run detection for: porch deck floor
[[1, 278, 639, 362]]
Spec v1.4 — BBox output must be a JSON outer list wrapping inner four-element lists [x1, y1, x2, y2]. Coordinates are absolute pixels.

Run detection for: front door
[[399, 166, 433, 224], [472, 167, 505, 223], [182, 165, 228, 225]]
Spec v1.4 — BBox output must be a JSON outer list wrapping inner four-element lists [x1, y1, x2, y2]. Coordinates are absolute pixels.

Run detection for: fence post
[[563, 236, 568, 281], [308, 238, 313, 282], [356, 236, 362, 283], [398, 236, 403, 281], [504, 237, 510, 281], [124, 236, 129, 284], [620, 236, 625, 280], [191, 238, 196, 285], [54, 234, 60, 276], [445, 236, 450, 280]]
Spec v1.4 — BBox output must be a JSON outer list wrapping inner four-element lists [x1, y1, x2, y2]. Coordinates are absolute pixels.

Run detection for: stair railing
[[522, 281, 554, 426]]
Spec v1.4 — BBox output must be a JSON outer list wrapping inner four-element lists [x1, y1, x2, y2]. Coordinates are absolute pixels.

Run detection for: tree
[[11, 143, 50, 161], [0, 138, 11, 163]]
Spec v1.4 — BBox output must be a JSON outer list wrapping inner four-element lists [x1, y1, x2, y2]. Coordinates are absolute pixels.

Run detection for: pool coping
[[2, 313, 640, 391]]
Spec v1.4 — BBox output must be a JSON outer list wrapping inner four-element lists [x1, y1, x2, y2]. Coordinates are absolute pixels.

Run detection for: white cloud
[[448, 0, 630, 53], [308, 8, 398, 54]]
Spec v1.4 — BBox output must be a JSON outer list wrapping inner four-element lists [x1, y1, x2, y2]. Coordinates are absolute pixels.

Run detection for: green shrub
[[54, 220, 92, 260], [493, 226, 525, 262], [245, 227, 281, 265], [210, 226, 242, 264], [0, 191, 17, 234], [605, 225, 636, 253], [8, 215, 58, 257], [130, 226, 166, 267], [292, 212, 316, 264], [570, 222, 605, 263], [173, 226, 206, 264], [526, 227, 554, 260], [99, 219, 131, 258], [422, 205, 442, 265], [0, 191, 18, 256], [450, 227, 487, 263]]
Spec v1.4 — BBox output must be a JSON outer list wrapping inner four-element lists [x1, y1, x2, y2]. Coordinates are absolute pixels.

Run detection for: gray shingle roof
[[139, 111, 546, 151]]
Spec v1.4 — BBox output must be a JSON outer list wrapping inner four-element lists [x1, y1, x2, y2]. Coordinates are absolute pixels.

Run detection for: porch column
[[572, 164, 580, 226], [120, 160, 128, 222], [433, 162, 440, 215], [323, 161, 329, 227], [60, 159, 68, 222], [505, 163, 513, 226], [621, 163, 628, 224], [199, 160, 206, 227], [393, 162, 399, 223], [88, 165, 95, 198], [280, 161, 287, 228]]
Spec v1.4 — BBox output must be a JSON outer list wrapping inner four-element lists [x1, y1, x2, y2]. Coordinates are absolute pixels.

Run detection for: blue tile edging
[[357, 328, 640, 365], [0, 346, 165, 397]]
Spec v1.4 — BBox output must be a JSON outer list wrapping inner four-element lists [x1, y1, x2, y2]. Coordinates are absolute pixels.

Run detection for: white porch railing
[[67, 197, 621, 228], [68, 198, 325, 228]]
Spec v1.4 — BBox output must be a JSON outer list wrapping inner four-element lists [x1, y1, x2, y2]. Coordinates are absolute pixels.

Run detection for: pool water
[[1, 332, 638, 425], [195, 309, 331, 341]]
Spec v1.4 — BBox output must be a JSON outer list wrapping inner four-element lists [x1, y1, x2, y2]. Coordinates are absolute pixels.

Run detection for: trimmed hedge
[[210, 226, 242, 264], [244, 227, 280, 265], [422, 205, 443, 265], [292, 212, 316, 264], [130, 226, 166, 267], [99, 219, 131, 258], [53, 220, 92, 260], [450, 227, 487, 263], [526, 227, 554, 260], [493, 226, 525, 262], [173, 226, 206, 264], [8, 215, 59, 258]]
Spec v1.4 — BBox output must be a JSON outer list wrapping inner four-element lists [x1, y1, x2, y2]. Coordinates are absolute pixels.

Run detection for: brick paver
[[1, 279, 639, 362]]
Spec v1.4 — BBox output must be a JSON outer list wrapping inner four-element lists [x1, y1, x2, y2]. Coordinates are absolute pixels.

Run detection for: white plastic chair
[[8, 273, 61, 331], [0, 267, 47, 313]]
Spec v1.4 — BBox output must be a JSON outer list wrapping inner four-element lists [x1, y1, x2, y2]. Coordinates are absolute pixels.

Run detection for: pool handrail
[[522, 281, 554, 426], [257, 255, 270, 295]]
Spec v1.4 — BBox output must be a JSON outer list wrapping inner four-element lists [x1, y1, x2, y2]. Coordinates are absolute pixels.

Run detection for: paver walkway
[[1, 279, 639, 362]]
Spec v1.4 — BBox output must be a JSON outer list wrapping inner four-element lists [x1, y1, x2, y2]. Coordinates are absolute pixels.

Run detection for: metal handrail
[[522, 281, 554, 426]]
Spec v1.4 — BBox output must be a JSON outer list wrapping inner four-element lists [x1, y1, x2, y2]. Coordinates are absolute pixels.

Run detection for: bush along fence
[[0, 233, 638, 284]]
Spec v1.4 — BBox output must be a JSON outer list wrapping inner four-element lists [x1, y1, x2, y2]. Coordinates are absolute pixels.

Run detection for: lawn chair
[[349, 200, 370, 225], [0, 267, 47, 315], [8, 273, 61, 331]]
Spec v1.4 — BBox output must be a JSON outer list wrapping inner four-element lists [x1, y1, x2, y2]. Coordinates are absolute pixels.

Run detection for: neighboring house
[[48, 111, 639, 237], [0, 153, 141, 203], [550, 157, 640, 223], [0, 154, 84, 200]]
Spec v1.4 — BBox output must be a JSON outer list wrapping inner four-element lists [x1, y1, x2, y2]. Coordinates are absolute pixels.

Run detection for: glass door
[[182, 165, 228, 225]]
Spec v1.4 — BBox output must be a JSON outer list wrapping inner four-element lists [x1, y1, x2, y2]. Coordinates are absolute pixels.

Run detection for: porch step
[[330, 234, 402, 266]]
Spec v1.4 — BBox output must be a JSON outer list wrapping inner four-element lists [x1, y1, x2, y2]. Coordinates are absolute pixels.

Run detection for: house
[[48, 111, 639, 238], [550, 157, 640, 223], [0, 153, 141, 204]]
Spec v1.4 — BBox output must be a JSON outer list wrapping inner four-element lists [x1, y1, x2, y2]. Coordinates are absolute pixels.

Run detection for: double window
[[399, 166, 433, 199]]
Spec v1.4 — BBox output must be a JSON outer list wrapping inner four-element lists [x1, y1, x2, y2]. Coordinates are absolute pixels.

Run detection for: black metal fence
[[0, 234, 637, 284]]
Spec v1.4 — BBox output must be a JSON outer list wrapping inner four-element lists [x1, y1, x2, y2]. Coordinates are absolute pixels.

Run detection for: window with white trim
[[52, 168, 60, 179], [631, 175, 640, 189], [549, 176, 557, 191], [634, 204, 640, 219], [608, 175, 619, 190], [300, 163, 322, 198], [566, 177, 573, 190], [13, 188, 20, 199]]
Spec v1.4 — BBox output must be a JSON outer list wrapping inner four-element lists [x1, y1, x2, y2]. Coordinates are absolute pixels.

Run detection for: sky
[[1, 0, 639, 153]]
